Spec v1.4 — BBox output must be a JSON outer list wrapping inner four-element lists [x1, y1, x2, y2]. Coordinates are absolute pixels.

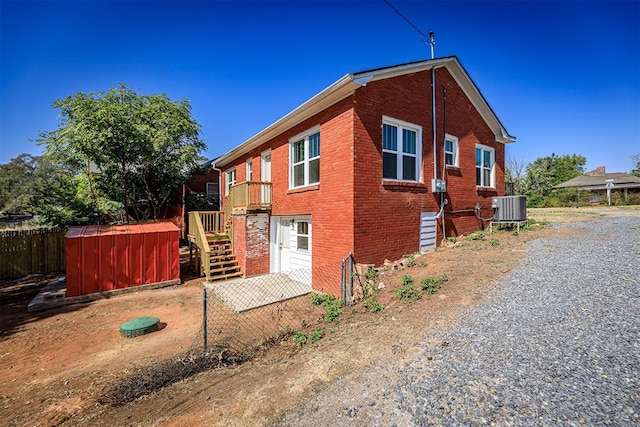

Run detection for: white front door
[[261, 150, 271, 204], [278, 217, 291, 271]]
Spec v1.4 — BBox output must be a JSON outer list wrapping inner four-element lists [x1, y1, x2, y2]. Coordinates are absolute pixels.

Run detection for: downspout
[[432, 66, 437, 184], [441, 85, 447, 240], [212, 162, 223, 212]]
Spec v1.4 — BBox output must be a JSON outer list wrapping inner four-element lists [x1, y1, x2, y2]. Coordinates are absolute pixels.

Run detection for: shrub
[[294, 332, 307, 346], [309, 327, 323, 343], [396, 283, 421, 301], [363, 297, 384, 313], [364, 266, 378, 280], [420, 274, 448, 294], [311, 293, 343, 323]]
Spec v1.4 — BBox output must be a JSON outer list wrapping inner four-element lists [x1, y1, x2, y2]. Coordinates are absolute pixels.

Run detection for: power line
[[383, 0, 430, 42]]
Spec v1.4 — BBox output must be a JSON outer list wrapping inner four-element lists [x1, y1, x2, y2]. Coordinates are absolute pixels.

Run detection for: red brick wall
[[233, 215, 246, 275], [220, 65, 507, 279], [352, 67, 505, 265], [242, 213, 270, 277], [220, 98, 356, 294], [187, 168, 219, 194]]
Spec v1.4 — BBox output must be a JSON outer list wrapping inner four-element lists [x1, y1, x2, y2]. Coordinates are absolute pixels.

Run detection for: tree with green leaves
[[523, 153, 586, 206], [37, 84, 206, 226], [0, 154, 60, 214], [631, 154, 640, 178]]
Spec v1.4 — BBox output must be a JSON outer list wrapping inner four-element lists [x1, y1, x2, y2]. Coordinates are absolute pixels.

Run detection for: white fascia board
[[352, 57, 452, 83], [215, 74, 360, 167]]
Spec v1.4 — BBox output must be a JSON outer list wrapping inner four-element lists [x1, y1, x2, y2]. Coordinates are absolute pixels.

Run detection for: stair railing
[[189, 211, 212, 283]]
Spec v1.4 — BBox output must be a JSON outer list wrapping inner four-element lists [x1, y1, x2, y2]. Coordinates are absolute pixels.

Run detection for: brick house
[[212, 56, 515, 295]]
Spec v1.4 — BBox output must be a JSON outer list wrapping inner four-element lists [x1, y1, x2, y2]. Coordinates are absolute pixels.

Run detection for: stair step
[[209, 246, 233, 253], [210, 263, 240, 272], [209, 254, 236, 262], [209, 244, 232, 251], [209, 268, 241, 278], [208, 271, 243, 282], [209, 260, 239, 268]]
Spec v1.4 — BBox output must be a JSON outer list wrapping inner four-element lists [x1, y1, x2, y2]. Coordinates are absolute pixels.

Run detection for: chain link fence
[[194, 260, 357, 356], [101, 258, 357, 407]]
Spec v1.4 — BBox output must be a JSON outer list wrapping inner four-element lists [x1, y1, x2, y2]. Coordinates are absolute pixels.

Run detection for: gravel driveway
[[273, 215, 640, 426]]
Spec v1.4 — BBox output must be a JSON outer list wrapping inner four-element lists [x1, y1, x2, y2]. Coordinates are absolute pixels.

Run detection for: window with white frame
[[444, 134, 458, 167], [290, 126, 320, 188], [382, 116, 422, 181], [296, 221, 309, 251], [246, 158, 253, 181], [206, 182, 219, 196], [475, 144, 495, 187], [225, 168, 236, 195]]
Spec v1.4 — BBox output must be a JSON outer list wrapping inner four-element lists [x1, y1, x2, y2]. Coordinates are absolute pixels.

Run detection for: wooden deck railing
[[228, 181, 272, 211], [188, 211, 212, 282]]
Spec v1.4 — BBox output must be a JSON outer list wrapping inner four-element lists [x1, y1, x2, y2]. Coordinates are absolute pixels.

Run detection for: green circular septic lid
[[120, 316, 160, 338]]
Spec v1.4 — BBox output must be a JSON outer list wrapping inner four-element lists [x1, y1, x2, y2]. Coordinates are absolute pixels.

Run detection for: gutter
[[215, 74, 361, 167]]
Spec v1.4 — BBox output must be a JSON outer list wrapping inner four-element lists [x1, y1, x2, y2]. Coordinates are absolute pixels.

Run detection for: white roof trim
[[215, 56, 514, 167]]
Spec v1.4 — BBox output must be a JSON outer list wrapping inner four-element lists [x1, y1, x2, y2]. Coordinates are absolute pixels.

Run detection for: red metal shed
[[65, 222, 180, 297]]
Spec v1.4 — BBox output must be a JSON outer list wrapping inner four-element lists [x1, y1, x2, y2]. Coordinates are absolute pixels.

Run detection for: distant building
[[554, 166, 640, 204]]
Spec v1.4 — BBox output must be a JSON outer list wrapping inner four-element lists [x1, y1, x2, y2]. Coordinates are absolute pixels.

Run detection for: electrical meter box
[[431, 178, 447, 193]]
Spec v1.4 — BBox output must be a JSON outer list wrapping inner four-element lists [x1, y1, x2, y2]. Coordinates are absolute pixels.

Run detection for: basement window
[[296, 221, 309, 251]]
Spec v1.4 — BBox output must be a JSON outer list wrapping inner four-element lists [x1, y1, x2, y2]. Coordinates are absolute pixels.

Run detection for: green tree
[[523, 153, 586, 203], [631, 154, 640, 178], [37, 84, 206, 225], [0, 154, 59, 214]]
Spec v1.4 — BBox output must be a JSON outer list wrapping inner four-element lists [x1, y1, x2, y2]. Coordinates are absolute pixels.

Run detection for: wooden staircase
[[206, 236, 242, 281]]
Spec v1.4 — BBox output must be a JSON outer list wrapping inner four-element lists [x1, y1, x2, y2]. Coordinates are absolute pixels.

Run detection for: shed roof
[[215, 56, 515, 167]]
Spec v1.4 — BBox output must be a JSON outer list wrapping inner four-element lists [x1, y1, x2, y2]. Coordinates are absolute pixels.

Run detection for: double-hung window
[[444, 134, 458, 167], [475, 144, 495, 187], [206, 182, 219, 197], [246, 158, 253, 181], [296, 221, 309, 251], [382, 116, 422, 181], [290, 126, 320, 188], [225, 168, 236, 195]]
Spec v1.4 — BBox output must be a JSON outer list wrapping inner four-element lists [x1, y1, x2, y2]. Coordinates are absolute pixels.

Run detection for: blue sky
[[1, 0, 639, 173]]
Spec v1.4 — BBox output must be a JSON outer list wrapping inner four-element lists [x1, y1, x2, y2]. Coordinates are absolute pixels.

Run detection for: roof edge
[[215, 74, 359, 167], [215, 56, 515, 167]]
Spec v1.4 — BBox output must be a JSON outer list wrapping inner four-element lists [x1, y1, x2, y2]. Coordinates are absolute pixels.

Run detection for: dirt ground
[[1, 206, 637, 426]]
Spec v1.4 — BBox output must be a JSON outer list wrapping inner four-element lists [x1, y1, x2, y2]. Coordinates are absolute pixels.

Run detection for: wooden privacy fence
[[0, 228, 66, 280]]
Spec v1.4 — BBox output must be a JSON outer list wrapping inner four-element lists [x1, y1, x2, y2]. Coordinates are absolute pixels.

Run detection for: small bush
[[446, 236, 457, 243], [396, 276, 421, 301], [311, 293, 343, 323], [420, 274, 448, 294], [467, 230, 486, 241], [363, 297, 384, 313], [294, 332, 307, 346], [364, 266, 379, 280], [405, 255, 416, 267], [324, 301, 343, 323], [490, 238, 499, 246], [309, 327, 323, 343], [311, 293, 335, 306]]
